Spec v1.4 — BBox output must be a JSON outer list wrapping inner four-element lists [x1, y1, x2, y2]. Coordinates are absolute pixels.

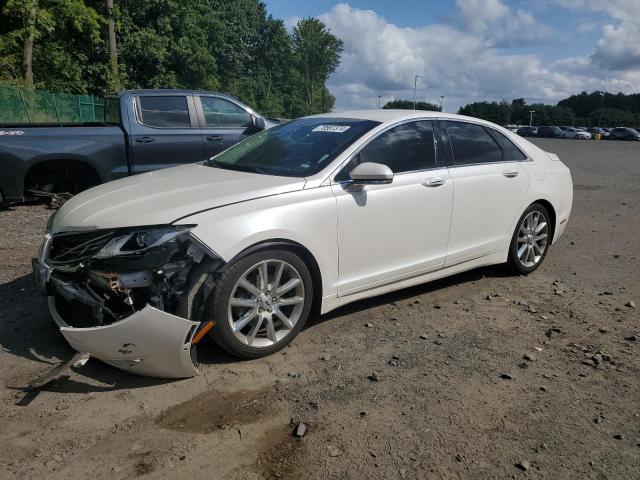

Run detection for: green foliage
[[0, 0, 343, 117], [1, 0, 106, 92], [459, 94, 640, 128], [291, 17, 343, 116], [383, 99, 440, 111], [458, 100, 512, 125]]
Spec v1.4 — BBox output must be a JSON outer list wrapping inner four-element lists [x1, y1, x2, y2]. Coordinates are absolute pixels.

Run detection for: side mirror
[[348, 162, 394, 187], [251, 115, 266, 131]]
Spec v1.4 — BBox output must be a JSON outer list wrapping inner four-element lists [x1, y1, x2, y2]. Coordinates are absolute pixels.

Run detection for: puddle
[[155, 387, 274, 434]]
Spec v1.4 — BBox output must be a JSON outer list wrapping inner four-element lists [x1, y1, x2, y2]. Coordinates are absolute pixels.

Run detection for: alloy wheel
[[227, 260, 305, 348], [516, 211, 549, 268]]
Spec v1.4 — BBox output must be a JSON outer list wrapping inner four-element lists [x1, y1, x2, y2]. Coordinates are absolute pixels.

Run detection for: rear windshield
[[205, 117, 380, 177]]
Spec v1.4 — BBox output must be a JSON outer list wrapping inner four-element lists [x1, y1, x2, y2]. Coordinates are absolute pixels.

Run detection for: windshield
[[205, 117, 380, 177]]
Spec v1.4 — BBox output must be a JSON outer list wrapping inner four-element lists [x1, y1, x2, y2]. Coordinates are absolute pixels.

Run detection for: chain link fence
[[0, 86, 118, 124]]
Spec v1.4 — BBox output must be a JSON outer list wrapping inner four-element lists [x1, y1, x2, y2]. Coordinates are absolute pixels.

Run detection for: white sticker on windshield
[[312, 125, 351, 133]]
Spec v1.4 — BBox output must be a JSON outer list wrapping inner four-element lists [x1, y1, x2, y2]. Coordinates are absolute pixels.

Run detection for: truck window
[[138, 96, 190, 128], [200, 97, 252, 128]]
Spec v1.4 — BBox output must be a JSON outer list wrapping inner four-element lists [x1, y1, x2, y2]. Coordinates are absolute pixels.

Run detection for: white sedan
[[561, 127, 591, 140], [33, 110, 573, 378]]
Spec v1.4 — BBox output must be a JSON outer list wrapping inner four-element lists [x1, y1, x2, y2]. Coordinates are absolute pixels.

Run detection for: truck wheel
[[25, 161, 101, 197]]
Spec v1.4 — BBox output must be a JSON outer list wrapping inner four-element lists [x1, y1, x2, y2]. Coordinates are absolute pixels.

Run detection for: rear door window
[[138, 96, 190, 128], [442, 121, 503, 165], [487, 129, 527, 161], [200, 97, 252, 128]]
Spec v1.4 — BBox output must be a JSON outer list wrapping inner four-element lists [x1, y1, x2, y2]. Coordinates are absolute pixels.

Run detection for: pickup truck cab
[[0, 89, 273, 205]]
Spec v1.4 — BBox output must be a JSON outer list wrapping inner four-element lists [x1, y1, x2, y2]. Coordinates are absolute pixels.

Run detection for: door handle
[[502, 170, 519, 178], [135, 136, 155, 143], [421, 177, 446, 187], [205, 135, 224, 142]]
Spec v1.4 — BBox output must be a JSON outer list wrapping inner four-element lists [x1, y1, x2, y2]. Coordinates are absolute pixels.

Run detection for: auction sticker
[[312, 125, 350, 133], [0, 130, 25, 136]]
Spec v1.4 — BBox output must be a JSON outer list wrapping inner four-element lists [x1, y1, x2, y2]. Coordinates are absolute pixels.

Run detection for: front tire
[[204, 249, 313, 358], [507, 204, 551, 275]]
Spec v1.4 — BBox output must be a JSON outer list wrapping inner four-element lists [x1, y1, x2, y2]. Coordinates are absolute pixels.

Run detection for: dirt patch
[[253, 424, 308, 480], [155, 387, 275, 434]]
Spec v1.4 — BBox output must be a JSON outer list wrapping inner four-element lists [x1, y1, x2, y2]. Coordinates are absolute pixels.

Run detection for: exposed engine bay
[[33, 223, 223, 378]]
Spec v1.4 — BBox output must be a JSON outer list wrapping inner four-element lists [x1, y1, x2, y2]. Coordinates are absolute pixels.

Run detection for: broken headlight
[[93, 225, 196, 259], [46, 209, 59, 234]]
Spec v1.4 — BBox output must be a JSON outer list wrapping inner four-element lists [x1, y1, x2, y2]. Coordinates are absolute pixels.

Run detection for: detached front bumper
[[48, 297, 200, 378], [31, 229, 218, 379]]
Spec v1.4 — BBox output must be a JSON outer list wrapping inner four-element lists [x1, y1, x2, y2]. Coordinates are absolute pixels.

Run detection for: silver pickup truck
[[0, 89, 274, 205]]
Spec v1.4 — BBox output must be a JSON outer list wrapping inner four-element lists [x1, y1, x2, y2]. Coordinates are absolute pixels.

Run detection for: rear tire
[[507, 203, 551, 275], [204, 249, 313, 359]]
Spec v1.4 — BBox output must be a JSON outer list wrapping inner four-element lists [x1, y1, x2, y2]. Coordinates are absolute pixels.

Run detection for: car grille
[[48, 230, 116, 265]]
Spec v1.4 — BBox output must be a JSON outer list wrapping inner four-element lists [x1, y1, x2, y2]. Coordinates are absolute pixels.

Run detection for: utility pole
[[598, 91, 605, 128], [413, 74, 423, 110], [440, 95, 444, 112], [378, 95, 381, 109], [529, 110, 535, 127]]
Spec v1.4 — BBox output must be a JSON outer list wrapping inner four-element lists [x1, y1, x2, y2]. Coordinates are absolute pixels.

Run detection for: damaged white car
[[33, 110, 572, 379]]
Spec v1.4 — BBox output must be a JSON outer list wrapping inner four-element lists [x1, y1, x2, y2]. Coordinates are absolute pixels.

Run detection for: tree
[[383, 99, 440, 111], [253, 16, 294, 116], [106, 0, 118, 90], [21, 0, 36, 85], [458, 100, 512, 125], [2, 0, 45, 86], [0, 1, 344, 118], [291, 17, 343, 115], [1, 0, 104, 92]]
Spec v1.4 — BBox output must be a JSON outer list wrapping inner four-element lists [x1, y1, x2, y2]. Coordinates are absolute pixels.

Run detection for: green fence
[[0, 86, 117, 124]]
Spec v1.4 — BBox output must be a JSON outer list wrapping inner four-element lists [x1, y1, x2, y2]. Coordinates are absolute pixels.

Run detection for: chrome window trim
[[445, 159, 532, 169]]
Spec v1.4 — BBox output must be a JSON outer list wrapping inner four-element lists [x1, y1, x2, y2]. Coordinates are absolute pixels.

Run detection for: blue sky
[[262, 1, 640, 112]]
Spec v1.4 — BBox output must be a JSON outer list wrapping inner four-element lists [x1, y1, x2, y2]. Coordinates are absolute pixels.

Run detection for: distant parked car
[[560, 127, 591, 140], [608, 127, 640, 141], [537, 126, 563, 138], [517, 126, 538, 137], [586, 127, 609, 139]]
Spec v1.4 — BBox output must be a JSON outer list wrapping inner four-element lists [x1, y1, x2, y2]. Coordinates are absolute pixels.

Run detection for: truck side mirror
[[251, 116, 266, 131]]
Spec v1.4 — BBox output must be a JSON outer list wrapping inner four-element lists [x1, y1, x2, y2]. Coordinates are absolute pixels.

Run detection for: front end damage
[[32, 224, 222, 378]]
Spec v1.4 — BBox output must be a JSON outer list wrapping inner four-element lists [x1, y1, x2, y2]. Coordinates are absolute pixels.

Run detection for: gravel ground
[[0, 138, 639, 479]]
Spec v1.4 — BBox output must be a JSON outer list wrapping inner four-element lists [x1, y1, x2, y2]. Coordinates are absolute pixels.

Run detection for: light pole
[[378, 95, 382, 109], [598, 91, 605, 128], [413, 74, 423, 110], [529, 110, 535, 127], [440, 95, 444, 112]]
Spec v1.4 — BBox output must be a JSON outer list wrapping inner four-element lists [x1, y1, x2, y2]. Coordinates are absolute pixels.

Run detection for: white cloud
[[319, 2, 640, 112], [547, 0, 640, 70], [455, 0, 553, 47]]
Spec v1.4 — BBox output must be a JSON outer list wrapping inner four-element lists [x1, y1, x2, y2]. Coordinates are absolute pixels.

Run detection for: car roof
[[121, 89, 228, 96], [310, 109, 497, 125]]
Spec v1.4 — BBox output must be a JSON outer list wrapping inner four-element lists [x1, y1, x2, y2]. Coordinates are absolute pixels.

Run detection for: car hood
[[50, 163, 306, 232]]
